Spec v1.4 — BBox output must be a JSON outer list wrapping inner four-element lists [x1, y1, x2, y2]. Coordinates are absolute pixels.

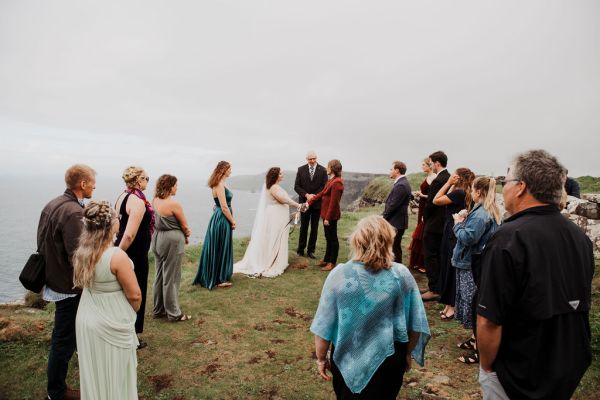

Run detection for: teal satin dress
[[193, 188, 233, 289]]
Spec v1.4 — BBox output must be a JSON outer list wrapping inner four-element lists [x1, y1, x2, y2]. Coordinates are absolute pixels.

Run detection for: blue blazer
[[383, 176, 412, 230]]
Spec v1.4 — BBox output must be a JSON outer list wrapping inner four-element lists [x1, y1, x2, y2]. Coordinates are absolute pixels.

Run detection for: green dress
[[75, 246, 138, 399], [193, 187, 233, 289]]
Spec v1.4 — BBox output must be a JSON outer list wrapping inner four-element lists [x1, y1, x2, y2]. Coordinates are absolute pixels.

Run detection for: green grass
[[577, 176, 600, 194], [0, 207, 598, 399]]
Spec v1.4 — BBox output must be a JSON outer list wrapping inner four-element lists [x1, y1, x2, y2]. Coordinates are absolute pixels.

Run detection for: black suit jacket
[[383, 176, 412, 230], [294, 164, 328, 209], [424, 169, 450, 234]]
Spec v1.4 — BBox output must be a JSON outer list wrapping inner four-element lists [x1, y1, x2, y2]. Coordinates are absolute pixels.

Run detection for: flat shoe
[[169, 314, 192, 322], [457, 337, 476, 350], [458, 350, 479, 364], [318, 261, 328, 267], [440, 312, 454, 320], [320, 263, 334, 271], [217, 282, 233, 288], [137, 339, 148, 350]]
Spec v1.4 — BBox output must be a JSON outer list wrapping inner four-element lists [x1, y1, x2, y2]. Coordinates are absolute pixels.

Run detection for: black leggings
[[331, 341, 408, 399]]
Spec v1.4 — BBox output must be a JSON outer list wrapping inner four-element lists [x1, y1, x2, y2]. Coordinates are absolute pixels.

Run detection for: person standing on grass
[[408, 157, 436, 273], [193, 161, 235, 289], [115, 166, 153, 350], [294, 151, 328, 259], [421, 151, 450, 301], [477, 150, 593, 400], [382, 160, 412, 263], [151, 174, 192, 322], [307, 159, 344, 271], [37, 164, 96, 400]]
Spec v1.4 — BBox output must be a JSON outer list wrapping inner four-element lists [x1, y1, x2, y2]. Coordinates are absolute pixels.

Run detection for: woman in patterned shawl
[[311, 215, 430, 399]]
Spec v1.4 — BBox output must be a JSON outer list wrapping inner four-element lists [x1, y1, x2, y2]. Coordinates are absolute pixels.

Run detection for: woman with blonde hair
[[311, 215, 430, 399], [193, 161, 236, 289], [452, 176, 501, 364], [433, 167, 475, 320], [151, 174, 192, 321], [408, 157, 437, 273], [115, 166, 153, 349], [74, 201, 141, 399]]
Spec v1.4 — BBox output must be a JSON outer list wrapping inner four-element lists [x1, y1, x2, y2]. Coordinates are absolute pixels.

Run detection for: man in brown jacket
[[38, 164, 96, 400]]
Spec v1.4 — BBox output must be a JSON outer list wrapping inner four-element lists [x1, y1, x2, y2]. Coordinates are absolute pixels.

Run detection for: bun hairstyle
[[266, 167, 281, 189], [122, 166, 145, 189], [83, 200, 117, 230], [472, 176, 502, 224], [73, 201, 119, 288]]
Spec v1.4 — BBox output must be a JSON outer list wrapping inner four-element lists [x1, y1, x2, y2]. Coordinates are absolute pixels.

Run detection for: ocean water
[[0, 176, 261, 303]]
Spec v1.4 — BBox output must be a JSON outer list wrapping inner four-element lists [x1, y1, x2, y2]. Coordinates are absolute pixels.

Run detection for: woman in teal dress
[[193, 161, 236, 289]]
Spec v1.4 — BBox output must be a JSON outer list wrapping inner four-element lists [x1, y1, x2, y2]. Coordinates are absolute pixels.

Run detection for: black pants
[[298, 207, 321, 254], [323, 220, 339, 264], [47, 294, 80, 399], [392, 229, 405, 264], [331, 341, 408, 399], [129, 252, 149, 334], [423, 231, 442, 293]]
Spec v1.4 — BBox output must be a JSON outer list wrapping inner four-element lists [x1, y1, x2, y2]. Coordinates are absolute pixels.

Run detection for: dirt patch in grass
[[248, 356, 261, 364], [284, 307, 311, 321], [265, 350, 277, 359], [201, 363, 220, 377], [290, 262, 308, 270], [270, 338, 285, 344], [148, 374, 174, 392]]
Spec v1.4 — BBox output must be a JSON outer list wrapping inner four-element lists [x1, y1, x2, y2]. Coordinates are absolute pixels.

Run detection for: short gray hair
[[511, 149, 566, 206]]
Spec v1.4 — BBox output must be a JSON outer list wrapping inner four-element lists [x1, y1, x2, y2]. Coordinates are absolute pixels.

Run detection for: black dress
[[115, 193, 152, 334], [438, 189, 465, 306]]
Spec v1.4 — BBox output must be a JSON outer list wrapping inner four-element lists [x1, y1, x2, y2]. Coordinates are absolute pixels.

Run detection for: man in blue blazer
[[383, 161, 412, 263]]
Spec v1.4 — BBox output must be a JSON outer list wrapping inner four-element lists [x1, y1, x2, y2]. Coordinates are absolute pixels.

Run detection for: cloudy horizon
[[1, 0, 599, 180]]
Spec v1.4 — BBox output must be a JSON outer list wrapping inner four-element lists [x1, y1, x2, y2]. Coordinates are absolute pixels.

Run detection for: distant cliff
[[228, 171, 380, 208]]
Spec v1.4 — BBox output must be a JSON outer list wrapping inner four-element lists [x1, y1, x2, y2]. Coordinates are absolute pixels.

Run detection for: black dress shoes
[[297, 251, 305, 257], [307, 252, 316, 259]]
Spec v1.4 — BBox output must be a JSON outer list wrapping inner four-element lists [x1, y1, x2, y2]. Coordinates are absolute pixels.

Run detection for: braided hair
[[73, 201, 119, 288]]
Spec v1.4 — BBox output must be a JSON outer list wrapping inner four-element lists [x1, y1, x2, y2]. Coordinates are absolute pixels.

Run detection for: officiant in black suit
[[294, 151, 328, 259], [383, 161, 412, 263]]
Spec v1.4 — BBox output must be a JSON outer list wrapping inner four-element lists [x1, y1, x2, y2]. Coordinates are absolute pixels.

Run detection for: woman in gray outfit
[[151, 175, 192, 322]]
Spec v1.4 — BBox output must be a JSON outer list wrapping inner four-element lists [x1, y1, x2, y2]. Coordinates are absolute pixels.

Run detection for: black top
[[382, 176, 412, 230], [477, 205, 594, 400], [294, 163, 328, 209], [423, 169, 450, 233], [115, 193, 152, 255]]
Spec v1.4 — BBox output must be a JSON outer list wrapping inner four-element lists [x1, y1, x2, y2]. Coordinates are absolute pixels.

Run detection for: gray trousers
[[479, 367, 510, 400], [153, 240, 184, 320]]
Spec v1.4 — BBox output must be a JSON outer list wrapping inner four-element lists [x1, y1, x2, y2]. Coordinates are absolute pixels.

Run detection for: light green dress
[[75, 247, 138, 400]]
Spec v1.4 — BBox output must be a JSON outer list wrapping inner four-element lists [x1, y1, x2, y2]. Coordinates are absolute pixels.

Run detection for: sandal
[[217, 282, 233, 288], [457, 337, 476, 350], [440, 311, 454, 321], [170, 314, 192, 322], [458, 350, 479, 364]]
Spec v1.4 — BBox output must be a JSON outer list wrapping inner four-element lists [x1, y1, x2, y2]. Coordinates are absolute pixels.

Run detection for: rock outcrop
[[563, 194, 600, 258]]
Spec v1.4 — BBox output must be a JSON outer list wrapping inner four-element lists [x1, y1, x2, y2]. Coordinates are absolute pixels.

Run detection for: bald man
[[294, 151, 328, 258]]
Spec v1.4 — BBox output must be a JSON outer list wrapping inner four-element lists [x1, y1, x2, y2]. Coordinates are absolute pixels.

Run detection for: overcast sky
[[1, 0, 599, 181]]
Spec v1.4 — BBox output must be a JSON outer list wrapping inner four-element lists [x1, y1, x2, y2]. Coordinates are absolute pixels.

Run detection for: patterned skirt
[[455, 268, 476, 329]]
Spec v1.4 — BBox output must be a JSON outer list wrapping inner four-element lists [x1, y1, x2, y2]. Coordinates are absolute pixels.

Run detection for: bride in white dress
[[234, 167, 304, 278]]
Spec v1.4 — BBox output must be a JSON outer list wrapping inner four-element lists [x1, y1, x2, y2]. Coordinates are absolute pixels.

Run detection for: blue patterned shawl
[[310, 261, 430, 393]]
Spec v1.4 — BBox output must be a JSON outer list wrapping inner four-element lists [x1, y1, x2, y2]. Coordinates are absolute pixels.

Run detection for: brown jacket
[[37, 190, 84, 294], [309, 177, 344, 222]]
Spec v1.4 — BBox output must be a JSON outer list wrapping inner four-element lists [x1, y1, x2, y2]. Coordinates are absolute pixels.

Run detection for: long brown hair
[[73, 201, 118, 288], [265, 167, 280, 189], [472, 176, 502, 224], [455, 168, 476, 210], [208, 161, 231, 188]]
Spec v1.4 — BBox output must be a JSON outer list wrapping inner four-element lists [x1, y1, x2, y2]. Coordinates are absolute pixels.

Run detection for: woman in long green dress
[[193, 161, 235, 289], [73, 201, 142, 399]]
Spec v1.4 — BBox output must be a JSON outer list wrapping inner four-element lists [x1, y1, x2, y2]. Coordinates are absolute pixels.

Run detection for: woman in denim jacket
[[451, 176, 501, 364]]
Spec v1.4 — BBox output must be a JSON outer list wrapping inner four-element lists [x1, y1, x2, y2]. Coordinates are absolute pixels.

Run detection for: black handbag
[[19, 198, 72, 293], [19, 253, 46, 293]]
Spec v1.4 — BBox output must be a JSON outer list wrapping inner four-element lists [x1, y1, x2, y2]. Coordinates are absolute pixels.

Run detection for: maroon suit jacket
[[309, 177, 344, 221]]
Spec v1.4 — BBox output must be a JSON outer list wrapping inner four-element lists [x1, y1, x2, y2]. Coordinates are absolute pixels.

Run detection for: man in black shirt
[[477, 150, 593, 400]]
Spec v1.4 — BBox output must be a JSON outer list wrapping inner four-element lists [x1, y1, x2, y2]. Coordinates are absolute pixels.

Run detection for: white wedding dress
[[234, 184, 300, 278]]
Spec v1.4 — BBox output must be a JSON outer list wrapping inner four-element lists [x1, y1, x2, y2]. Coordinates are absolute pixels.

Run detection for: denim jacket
[[451, 203, 498, 270]]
